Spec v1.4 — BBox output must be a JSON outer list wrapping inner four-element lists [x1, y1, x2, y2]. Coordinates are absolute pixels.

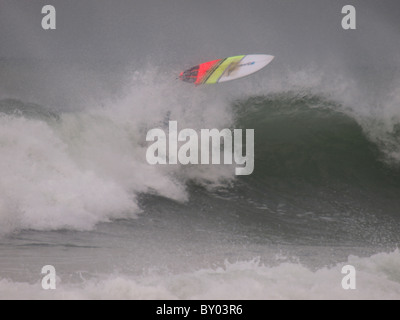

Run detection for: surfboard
[[179, 54, 274, 85]]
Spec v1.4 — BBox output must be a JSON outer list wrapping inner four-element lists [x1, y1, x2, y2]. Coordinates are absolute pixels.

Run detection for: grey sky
[[1, 0, 399, 108], [0, 0, 399, 66]]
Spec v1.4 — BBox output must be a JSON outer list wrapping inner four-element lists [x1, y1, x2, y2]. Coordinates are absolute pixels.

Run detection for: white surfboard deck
[[218, 54, 274, 83]]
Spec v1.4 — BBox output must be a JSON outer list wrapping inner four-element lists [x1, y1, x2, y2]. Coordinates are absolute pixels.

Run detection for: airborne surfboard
[[179, 54, 274, 85]]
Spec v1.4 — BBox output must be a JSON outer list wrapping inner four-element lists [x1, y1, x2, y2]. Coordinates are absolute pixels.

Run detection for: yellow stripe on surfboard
[[204, 55, 245, 84]]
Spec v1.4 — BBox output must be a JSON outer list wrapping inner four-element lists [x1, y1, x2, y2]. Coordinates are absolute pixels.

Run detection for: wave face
[[235, 93, 400, 182], [219, 93, 400, 246], [1, 90, 399, 245]]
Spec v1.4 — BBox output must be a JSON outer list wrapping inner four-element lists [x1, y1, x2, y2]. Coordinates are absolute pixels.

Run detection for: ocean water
[[1, 0, 400, 300]]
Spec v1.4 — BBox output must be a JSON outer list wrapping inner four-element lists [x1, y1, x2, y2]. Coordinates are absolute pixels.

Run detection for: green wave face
[[233, 93, 400, 186]]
